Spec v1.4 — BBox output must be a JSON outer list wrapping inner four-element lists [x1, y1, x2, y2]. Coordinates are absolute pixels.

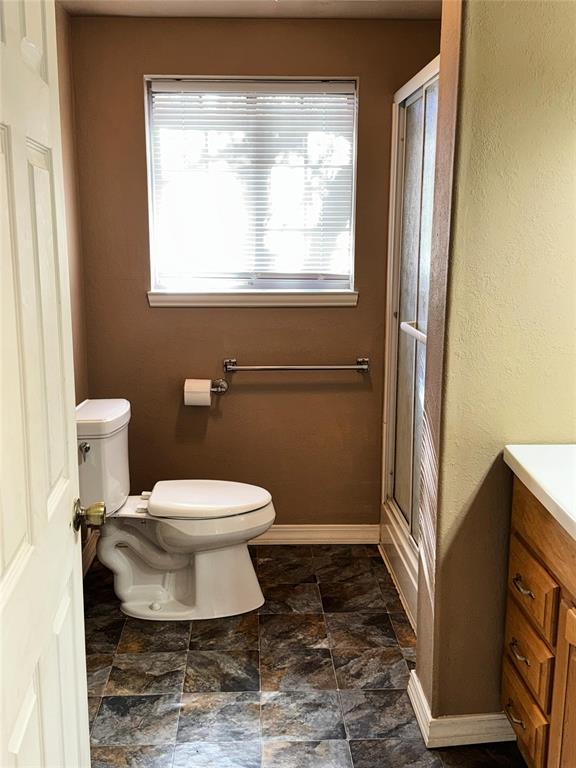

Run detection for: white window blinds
[[147, 79, 357, 294]]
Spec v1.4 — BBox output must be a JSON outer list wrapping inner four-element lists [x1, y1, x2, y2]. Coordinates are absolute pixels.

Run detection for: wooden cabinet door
[[548, 601, 576, 768]]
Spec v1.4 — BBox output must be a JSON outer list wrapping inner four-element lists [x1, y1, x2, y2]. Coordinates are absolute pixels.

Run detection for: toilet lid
[[147, 480, 272, 519]]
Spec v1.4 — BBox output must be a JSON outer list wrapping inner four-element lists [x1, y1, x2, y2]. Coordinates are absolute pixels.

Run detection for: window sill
[[147, 290, 359, 308]]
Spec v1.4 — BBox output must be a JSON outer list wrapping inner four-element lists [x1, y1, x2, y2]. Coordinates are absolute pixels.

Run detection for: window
[[146, 79, 358, 306]]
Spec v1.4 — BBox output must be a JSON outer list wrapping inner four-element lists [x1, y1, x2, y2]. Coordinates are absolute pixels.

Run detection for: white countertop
[[504, 444, 576, 541]]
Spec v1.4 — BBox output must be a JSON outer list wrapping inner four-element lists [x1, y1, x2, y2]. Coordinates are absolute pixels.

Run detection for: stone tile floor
[[85, 544, 525, 767]]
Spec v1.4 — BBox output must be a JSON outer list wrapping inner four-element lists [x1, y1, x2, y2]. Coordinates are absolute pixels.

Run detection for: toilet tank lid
[[148, 480, 272, 519], [76, 399, 131, 438]]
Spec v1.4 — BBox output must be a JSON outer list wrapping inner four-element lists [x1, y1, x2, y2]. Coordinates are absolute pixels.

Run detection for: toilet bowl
[[76, 399, 275, 620]]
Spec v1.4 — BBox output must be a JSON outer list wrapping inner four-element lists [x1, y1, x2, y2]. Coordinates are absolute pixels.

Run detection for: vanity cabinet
[[502, 477, 576, 768]]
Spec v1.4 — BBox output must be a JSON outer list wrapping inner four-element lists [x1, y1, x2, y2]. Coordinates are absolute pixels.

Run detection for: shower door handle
[[400, 321, 427, 345]]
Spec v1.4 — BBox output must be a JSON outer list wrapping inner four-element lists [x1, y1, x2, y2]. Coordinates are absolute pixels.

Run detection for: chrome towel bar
[[223, 357, 370, 373]]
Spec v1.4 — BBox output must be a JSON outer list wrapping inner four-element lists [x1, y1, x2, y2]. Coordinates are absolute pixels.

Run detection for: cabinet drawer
[[502, 658, 548, 768], [508, 534, 559, 643], [505, 598, 555, 712]]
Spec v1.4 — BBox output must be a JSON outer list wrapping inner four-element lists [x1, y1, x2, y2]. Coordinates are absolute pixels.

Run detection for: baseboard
[[408, 671, 515, 748], [250, 524, 380, 545], [380, 502, 419, 628], [378, 543, 416, 631], [82, 530, 99, 576]]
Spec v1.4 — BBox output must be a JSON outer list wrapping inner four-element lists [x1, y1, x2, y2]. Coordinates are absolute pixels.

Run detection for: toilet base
[[119, 546, 264, 620], [97, 519, 266, 620]]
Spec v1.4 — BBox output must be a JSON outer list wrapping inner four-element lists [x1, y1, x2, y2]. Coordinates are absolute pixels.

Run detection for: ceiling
[[60, 0, 441, 20]]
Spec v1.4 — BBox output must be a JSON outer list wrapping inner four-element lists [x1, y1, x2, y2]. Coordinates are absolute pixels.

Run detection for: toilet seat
[[147, 479, 272, 520]]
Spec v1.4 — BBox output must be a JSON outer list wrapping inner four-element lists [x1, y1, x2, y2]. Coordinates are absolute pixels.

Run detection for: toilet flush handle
[[73, 499, 106, 532], [79, 441, 91, 462]]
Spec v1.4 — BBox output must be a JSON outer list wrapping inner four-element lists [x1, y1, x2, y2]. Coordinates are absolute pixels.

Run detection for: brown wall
[[69, 17, 440, 524], [56, 4, 89, 404]]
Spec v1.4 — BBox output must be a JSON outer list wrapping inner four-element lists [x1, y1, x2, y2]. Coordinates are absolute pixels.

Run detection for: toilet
[[76, 398, 275, 620]]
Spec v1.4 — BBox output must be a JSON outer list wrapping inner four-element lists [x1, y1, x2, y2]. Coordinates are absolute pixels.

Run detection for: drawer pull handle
[[509, 639, 530, 667], [512, 574, 535, 600], [505, 701, 526, 730]]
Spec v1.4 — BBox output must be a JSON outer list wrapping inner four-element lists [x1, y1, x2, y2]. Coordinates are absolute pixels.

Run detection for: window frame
[[144, 75, 360, 308]]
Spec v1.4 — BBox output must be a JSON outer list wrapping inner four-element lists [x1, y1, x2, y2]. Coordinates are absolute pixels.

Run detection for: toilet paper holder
[[211, 378, 229, 394]]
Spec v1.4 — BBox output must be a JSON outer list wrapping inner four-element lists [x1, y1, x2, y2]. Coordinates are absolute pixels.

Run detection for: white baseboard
[[408, 671, 515, 748], [380, 502, 419, 628], [250, 524, 380, 545], [378, 543, 416, 631]]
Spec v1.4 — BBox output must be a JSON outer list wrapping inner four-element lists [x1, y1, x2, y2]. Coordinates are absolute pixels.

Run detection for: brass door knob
[[73, 499, 106, 531]]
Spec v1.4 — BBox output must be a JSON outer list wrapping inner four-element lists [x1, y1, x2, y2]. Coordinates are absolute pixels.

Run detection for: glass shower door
[[391, 75, 439, 541]]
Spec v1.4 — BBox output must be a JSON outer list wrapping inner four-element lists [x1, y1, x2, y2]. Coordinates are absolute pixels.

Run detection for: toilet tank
[[76, 399, 131, 515]]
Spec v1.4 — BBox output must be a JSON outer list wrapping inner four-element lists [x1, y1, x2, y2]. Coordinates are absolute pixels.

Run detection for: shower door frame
[[381, 56, 440, 630]]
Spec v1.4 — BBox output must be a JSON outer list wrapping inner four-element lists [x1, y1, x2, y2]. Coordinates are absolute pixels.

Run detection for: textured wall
[[431, 0, 576, 715], [56, 5, 89, 404], [69, 17, 440, 525]]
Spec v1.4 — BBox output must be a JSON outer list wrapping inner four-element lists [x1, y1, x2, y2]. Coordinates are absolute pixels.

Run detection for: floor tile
[[88, 697, 101, 729], [261, 691, 346, 742], [83, 572, 119, 617], [91, 694, 181, 746], [83, 549, 444, 767], [340, 690, 421, 740], [188, 613, 259, 650], [314, 555, 373, 584], [402, 646, 417, 668], [378, 580, 405, 612], [259, 614, 329, 651], [87, 654, 113, 696], [349, 738, 443, 767], [333, 647, 410, 690], [184, 650, 260, 692], [177, 692, 260, 741], [84, 600, 125, 620], [255, 545, 314, 561], [83, 579, 116, 602], [85, 616, 125, 654], [390, 613, 417, 648], [438, 743, 527, 767], [105, 652, 187, 695], [325, 613, 397, 650], [261, 648, 337, 691], [257, 557, 317, 586], [90, 745, 174, 768], [85, 559, 114, 584], [173, 741, 261, 768], [368, 556, 392, 577], [262, 740, 353, 767], [320, 577, 387, 613], [311, 545, 379, 559], [260, 583, 323, 614], [117, 619, 190, 653]]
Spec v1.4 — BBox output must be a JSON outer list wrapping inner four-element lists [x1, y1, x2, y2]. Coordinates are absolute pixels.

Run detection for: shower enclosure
[[381, 57, 440, 626]]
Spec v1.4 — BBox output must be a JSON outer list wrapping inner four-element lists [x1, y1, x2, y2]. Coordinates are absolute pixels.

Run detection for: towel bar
[[223, 357, 370, 373]]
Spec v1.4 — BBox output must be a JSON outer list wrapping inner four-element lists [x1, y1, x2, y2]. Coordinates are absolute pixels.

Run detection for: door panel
[[0, 1, 90, 765], [1, 124, 32, 576], [27, 141, 69, 492], [389, 72, 439, 540], [19, 0, 48, 81], [418, 78, 438, 334], [393, 94, 424, 521]]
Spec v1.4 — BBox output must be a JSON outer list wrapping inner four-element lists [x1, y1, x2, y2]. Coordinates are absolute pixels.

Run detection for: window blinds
[[147, 80, 357, 293]]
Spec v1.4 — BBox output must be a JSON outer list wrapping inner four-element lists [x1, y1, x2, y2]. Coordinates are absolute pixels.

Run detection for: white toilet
[[76, 398, 275, 620]]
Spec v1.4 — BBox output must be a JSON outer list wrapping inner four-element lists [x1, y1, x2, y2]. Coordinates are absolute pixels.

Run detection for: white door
[[1, 1, 90, 766]]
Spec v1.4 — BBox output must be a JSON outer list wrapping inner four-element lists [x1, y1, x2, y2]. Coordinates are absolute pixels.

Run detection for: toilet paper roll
[[184, 379, 212, 407]]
